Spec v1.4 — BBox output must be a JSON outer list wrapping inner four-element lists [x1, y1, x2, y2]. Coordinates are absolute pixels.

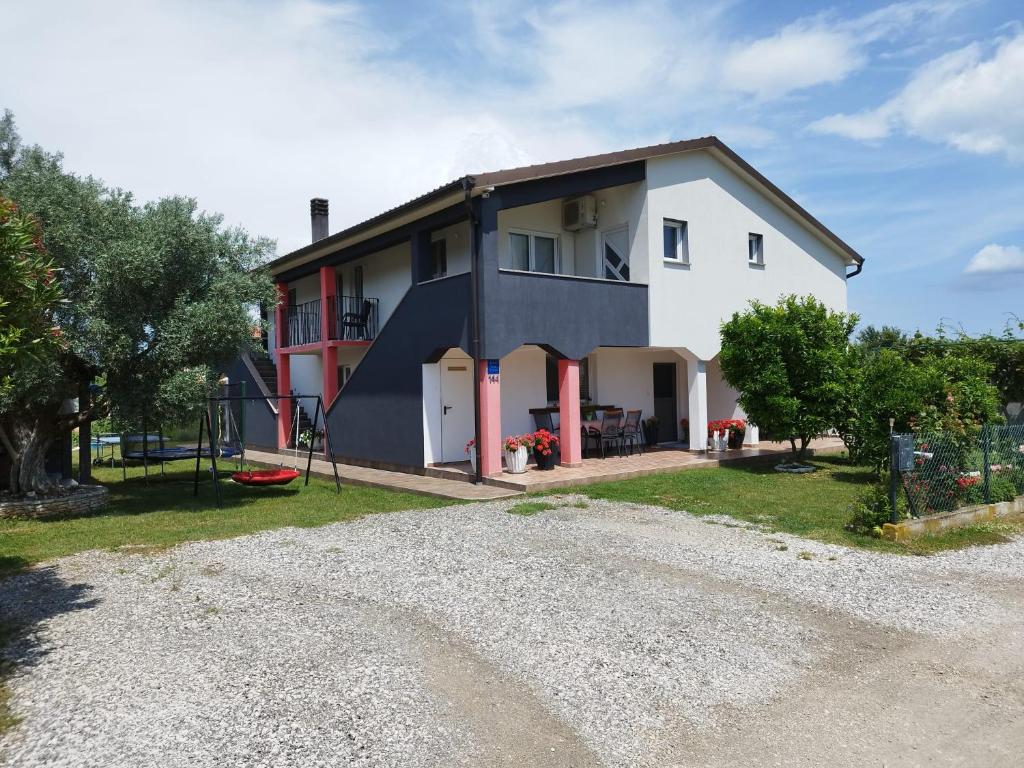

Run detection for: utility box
[[891, 434, 915, 473]]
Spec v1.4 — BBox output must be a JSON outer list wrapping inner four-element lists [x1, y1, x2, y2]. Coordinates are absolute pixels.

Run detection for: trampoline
[[123, 446, 237, 461]]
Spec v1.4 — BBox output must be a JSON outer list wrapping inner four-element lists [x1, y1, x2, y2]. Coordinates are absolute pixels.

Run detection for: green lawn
[[564, 455, 1023, 555], [0, 459, 450, 578]]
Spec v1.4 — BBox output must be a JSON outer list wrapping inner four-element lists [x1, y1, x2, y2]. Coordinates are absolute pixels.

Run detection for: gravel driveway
[[2, 495, 1023, 767]]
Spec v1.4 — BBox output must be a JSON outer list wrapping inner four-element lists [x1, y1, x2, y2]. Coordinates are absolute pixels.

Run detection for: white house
[[228, 137, 862, 480]]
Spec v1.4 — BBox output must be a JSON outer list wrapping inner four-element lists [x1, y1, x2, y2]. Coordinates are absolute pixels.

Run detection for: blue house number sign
[[486, 359, 499, 382]]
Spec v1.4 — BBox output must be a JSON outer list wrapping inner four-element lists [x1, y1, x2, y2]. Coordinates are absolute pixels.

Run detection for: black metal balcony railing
[[329, 295, 379, 341], [286, 300, 321, 347]]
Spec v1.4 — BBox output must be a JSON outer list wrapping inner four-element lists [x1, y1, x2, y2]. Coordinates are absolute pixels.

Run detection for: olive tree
[[0, 112, 276, 494]]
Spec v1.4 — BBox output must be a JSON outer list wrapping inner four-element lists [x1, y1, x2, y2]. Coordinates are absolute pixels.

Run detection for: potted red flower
[[531, 429, 560, 470], [503, 434, 532, 474], [708, 419, 746, 449], [465, 438, 476, 473]]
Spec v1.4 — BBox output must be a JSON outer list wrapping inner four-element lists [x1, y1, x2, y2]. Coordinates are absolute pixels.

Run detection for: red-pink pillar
[[478, 359, 502, 477], [558, 359, 583, 466], [274, 281, 292, 449], [319, 266, 338, 405]]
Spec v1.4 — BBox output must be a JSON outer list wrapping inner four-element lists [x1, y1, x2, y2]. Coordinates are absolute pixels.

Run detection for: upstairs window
[[430, 238, 447, 279], [748, 233, 764, 266], [508, 230, 559, 274], [663, 219, 689, 264]]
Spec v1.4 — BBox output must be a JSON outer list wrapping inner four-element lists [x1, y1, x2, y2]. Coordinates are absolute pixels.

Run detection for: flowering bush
[[464, 438, 475, 455], [503, 434, 534, 452], [531, 429, 560, 457], [707, 419, 746, 437]]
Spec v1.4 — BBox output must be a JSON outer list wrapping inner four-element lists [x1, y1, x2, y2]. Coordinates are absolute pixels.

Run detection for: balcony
[[328, 295, 379, 342], [286, 300, 322, 347], [284, 296, 380, 348]]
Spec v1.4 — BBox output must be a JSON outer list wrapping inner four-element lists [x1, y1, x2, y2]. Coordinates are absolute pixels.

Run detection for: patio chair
[[341, 300, 373, 340], [621, 409, 643, 456], [585, 409, 624, 458]]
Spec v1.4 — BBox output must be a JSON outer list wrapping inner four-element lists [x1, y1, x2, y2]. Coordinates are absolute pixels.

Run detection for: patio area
[[430, 438, 847, 493]]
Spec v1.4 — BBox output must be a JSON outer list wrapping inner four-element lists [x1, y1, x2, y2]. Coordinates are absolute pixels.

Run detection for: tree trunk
[[796, 436, 810, 462], [9, 415, 59, 496], [789, 437, 798, 458]]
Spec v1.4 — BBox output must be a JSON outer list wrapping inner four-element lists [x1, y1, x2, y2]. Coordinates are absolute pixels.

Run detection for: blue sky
[[2, 0, 1022, 335]]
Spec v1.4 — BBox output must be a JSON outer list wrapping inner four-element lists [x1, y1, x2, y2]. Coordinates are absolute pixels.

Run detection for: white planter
[[504, 445, 528, 474], [468, 450, 477, 473]]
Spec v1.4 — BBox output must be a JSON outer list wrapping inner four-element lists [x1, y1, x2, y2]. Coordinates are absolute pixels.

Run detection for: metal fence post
[[889, 434, 900, 524], [982, 424, 991, 504]]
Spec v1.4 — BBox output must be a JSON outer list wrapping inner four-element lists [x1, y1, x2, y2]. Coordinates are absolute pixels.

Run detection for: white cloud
[[721, 25, 863, 100], [964, 244, 1024, 274], [810, 31, 1024, 160]]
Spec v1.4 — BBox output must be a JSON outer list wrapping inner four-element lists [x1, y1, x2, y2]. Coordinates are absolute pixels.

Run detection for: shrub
[[846, 475, 906, 535], [988, 473, 1018, 504]]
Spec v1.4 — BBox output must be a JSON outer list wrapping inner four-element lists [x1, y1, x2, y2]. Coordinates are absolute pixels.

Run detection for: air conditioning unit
[[562, 195, 598, 231]]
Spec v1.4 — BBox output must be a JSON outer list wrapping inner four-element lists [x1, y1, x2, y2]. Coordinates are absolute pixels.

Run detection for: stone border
[[0, 485, 110, 521], [882, 495, 1024, 542]]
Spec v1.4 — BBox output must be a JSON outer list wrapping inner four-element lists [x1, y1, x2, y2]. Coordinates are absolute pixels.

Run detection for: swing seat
[[230, 469, 301, 486]]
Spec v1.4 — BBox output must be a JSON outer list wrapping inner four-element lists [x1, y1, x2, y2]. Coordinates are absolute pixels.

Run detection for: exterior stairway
[[247, 352, 312, 448]]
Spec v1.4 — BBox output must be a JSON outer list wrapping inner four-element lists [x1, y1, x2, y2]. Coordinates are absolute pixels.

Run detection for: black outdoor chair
[[341, 300, 372, 340], [585, 409, 624, 458], [621, 409, 643, 455]]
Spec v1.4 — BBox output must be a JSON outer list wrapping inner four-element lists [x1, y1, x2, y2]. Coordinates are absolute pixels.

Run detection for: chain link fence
[[891, 425, 1024, 520]]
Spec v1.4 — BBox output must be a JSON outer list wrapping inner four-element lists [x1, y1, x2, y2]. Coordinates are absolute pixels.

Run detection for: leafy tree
[[0, 197, 63, 399], [855, 324, 908, 355], [0, 112, 276, 494], [719, 295, 859, 460]]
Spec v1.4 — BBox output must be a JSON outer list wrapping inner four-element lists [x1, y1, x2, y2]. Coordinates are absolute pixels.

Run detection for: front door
[[602, 226, 630, 281], [440, 360, 474, 463], [652, 363, 677, 443]]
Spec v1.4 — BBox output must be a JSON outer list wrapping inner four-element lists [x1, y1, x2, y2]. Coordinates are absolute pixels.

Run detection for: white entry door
[[440, 360, 474, 463], [602, 225, 630, 281]]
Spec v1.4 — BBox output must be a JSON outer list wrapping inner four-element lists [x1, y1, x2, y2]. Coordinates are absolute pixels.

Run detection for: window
[[507, 231, 559, 274], [287, 288, 297, 307], [430, 238, 447, 279], [748, 233, 764, 266], [663, 219, 689, 263], [545, 356, 591, 403]]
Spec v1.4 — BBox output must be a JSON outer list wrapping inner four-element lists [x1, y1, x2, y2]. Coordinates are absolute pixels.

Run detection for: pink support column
[[478, 359, 502, 477], [319, 266, 338, 405], [274, 281, 292, 449], [558, 359, 583, 466]]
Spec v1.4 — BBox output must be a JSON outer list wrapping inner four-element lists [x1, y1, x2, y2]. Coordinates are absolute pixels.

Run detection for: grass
[[507, 501, 557, 516], [0, 458, 450, 579], [564, 455, 1024, 555]]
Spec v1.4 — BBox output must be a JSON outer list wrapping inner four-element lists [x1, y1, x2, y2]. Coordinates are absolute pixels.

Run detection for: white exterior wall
[[590, 347, 688, 435], [499, 346, 548, 438], [336, 241, 412, 331], [495, 181, 646, 280], [431, 220, 471, 277], [645, 152, 849, 360]]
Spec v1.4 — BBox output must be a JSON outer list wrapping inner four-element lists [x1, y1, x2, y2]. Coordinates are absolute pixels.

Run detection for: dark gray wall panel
[[483, 272, 648, 360], [326, 274, 472, 467], [224, 357, 279, 450]]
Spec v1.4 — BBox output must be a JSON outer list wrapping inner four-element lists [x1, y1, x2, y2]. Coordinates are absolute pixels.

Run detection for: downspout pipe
[[846, 261, 863, 279], [462, 176, 483, 485]]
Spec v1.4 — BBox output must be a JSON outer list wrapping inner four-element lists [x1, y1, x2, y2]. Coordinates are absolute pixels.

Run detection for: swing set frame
[[192, 392, 341, 507]]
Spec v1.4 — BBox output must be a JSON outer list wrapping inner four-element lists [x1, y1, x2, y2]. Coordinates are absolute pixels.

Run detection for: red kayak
[[230, 469, 301, 486]]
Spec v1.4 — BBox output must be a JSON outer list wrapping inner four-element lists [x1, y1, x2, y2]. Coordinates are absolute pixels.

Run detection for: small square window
[[663, 219, 689, 263], [748, 233, 764, 266]]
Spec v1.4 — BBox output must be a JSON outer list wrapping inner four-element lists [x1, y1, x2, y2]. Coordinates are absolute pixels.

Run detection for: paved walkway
[[242, 449, 519, 501], [244, 439, 844, 499], [433, 438, 847, 492]]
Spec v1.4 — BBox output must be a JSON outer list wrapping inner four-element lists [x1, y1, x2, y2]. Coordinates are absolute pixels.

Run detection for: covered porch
[[424, 344, 765, 478]]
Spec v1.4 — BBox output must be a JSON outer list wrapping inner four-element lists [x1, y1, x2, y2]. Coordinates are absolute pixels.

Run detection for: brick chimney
[[310, 198, 329, 243]]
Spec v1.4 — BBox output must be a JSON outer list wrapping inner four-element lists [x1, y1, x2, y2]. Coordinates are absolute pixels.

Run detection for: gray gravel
[[2, 495, 1023, 767]]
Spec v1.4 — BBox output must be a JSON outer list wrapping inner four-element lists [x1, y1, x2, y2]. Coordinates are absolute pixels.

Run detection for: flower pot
[[504, 445, 528, 474], [312, 437, 323, 452], [534, 449, 556, 470], [642, 423, 659, 447], [728, 431, 744, 449], [468, 450, 477, 473]]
